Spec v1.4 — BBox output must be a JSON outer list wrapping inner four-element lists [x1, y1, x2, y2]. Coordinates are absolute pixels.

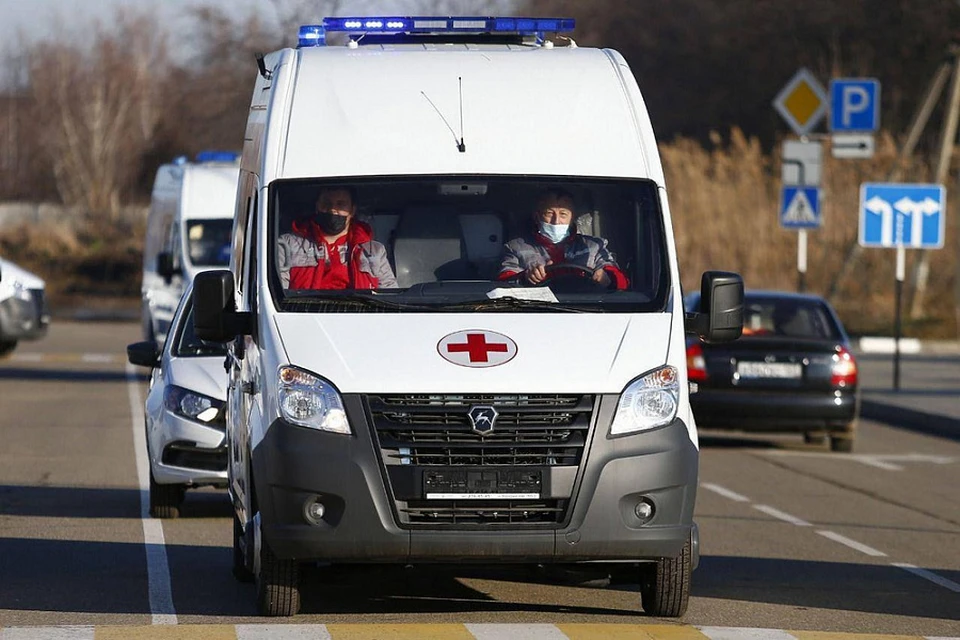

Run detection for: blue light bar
[[302, 16, 574, 42], [195, 150, 240, 163]]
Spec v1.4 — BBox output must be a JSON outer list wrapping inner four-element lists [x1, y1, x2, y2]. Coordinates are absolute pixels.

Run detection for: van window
[[268, 176, 669, 313], [185, 219, 233, 267]]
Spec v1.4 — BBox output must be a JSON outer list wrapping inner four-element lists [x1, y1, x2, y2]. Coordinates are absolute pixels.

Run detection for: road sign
[[773, 68, 828, 136], [780, 186, 821, 229], [782, 140, 822, 185], [831, 133, 875, 159], [830, 78, 880, 132], [859, 183, 946, 248]]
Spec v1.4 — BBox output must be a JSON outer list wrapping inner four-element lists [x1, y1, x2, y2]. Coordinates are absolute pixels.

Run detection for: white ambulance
[[193, 17, 743, 617], [141, 152, 240, 343]]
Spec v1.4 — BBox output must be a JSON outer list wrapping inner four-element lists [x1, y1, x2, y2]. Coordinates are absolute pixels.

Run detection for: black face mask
[[315, 210, 349, 235]]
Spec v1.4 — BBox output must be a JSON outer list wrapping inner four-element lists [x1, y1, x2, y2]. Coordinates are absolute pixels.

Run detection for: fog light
[[634, 498, 655, 524], [303, 498, 326, 525]]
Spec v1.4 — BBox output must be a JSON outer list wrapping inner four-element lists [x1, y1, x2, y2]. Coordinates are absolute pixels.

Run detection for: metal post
[[798, 230, 807, 293], [894, 246, 906, 391]]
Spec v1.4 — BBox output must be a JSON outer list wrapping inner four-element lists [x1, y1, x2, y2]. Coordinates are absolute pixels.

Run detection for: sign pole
[[893, 246, 905, 391], [797, 230, 807, 293]]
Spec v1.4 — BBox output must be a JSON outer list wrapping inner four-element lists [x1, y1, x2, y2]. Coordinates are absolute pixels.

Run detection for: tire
[[149, 471, 184, 518], [804, 433, 827, 446], [640, 538, 692, 617], [830, 435, 854, 453], [255, 528, 301, 616], [0, 340, 17, 358], [232, 512, 254, 583]]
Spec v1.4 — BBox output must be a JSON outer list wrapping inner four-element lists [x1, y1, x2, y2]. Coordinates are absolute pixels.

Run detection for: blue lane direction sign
[[859, 183, 945, 248], [830, 78, 880, 132], [780, 186, 821, 229]]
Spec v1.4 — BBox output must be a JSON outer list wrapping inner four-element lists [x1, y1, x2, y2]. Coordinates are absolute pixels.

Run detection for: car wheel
[[830, 435, 854, 453], [253, 512, 301, 616], [0, 340, 17, 358], [232, 511, 254, 583], [804, 433, 827, 446], [640, 537, 691, 617], [149, 471, 184, 518]]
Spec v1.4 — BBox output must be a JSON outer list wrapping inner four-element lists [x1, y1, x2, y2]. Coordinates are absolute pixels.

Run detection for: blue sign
[[780, 186, 821, 229], [859, 183, 945, 248], [830, 78, 880, 132]]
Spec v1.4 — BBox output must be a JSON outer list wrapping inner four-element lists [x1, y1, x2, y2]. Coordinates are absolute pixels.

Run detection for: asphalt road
[[1, 321, 958, 636]]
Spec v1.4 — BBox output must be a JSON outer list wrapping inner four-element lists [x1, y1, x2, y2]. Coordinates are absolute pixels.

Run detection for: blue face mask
[[539, 221, 570, 244]]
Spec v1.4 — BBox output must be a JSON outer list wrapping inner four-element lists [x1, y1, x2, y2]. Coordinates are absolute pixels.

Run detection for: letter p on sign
[[830, 78, 880, 132]]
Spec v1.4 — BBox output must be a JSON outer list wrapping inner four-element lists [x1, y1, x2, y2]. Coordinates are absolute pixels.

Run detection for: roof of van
[[180, 165, 240, 220], [277, 45, 663, 183]]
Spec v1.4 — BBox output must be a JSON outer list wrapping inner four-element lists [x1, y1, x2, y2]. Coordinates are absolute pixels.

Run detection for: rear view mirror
[[157, 252, 177, 281], [685, 271, 743, 343], [127, 340, 161, 368], [193, 270, 251, 342]]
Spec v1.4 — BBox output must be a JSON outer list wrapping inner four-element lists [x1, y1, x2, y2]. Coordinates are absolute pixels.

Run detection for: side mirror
[[157, 252, 177, 282], [193, 270, 252, 342], [684, 271, 743, 343], [127, 340, 161, 368]]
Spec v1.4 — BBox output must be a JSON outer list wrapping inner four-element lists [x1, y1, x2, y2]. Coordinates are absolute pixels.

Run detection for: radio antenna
[[458, 76, 466, 153]]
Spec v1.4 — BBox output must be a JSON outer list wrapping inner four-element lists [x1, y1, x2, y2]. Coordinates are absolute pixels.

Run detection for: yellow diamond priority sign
[[773, 68, 827, 136]]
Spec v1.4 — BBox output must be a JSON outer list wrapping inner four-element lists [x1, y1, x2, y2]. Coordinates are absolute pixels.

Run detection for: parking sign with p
[[830, 79, 880, 132]]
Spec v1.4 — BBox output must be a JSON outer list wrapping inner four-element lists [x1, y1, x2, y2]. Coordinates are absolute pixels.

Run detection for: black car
[[684, 290, 859, 452]]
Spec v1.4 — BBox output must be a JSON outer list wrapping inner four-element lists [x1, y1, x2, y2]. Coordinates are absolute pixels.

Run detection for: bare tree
[[27, 10, 169, 220]]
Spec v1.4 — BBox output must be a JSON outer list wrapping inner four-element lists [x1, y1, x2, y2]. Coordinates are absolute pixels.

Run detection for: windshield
[[737, 296, 841, 340], [268, 176, 669, 313], [185, 219, 233, 267]]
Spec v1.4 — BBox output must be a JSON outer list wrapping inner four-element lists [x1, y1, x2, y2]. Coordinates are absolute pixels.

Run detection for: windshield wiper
[[283, 292, 431, 312], [442, 297, 592, 313]]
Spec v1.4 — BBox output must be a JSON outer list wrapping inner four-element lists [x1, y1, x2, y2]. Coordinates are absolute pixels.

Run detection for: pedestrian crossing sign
[[780, 186, 821, 229]]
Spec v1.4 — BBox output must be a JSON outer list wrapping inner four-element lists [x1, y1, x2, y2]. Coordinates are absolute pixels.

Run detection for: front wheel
[[253, 512, 301, 616], [149, 471, 184, 518], [0, 340, 17, 358], [640, 538, 692, 617]]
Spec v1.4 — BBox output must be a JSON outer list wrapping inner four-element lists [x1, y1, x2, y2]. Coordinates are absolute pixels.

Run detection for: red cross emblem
[[438, 330, 517, 368]]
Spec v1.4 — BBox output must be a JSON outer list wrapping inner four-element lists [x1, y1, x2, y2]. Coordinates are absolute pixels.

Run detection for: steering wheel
[[540, 263, 596, 283]]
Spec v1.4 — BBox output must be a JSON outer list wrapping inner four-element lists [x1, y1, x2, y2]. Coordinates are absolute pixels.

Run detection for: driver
[[498, 188, 629, 290]]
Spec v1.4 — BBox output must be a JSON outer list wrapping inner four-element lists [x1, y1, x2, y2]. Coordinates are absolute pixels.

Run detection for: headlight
[[278, 366, 350, 434], [164, 385, 224, 424], [610, 366, 680, 435], [12, 281, 33, 302]]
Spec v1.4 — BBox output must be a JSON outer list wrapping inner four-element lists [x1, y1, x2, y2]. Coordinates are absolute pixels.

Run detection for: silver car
[[0, 256, 49, 357], [127, 284, 228, 517]]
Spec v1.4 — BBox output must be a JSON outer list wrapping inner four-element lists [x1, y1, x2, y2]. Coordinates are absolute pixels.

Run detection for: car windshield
[[740, 297, 842, 340], [186, 219, 232, 267], [268, 176, 669, 313], [174, 301, 228, 357]]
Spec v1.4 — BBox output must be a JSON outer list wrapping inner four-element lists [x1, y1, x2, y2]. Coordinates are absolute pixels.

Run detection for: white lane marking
[[236, 625, 332, 639], [126, 362, 177, 625], [9, 353, 42, 362], [752, 504, 812, 527], [81, 353, 115, 363], [893, 562, 960, 594], [765, 450, 956, 471], [1, 628, 94, 640], [701, 482, 751, 503], [698, 627, 798, 639], [467, 624, 569, 640], [816, 530, 887, 557]]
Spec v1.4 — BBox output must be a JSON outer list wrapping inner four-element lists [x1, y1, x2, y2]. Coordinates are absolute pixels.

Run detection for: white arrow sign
[[865, 195, 894, 245], [894, 196, 942, 247]]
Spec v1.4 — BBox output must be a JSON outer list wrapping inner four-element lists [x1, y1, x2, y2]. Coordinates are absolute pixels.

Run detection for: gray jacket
[[499, 232, 623, 279], [277, 230, 397, 289]]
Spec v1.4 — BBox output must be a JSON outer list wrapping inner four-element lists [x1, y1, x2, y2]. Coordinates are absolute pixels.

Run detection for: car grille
[[366, 394, 594, 527], [161, 441, 227, 472]]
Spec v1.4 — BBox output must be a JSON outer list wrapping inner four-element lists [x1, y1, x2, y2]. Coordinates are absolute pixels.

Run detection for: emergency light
[[298, 16, 575, 47], [195, 150, 240, 163]]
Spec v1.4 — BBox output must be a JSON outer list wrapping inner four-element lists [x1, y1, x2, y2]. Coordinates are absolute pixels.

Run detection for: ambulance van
[[141, 152, 240, 343], [193, 17, 743, 617]]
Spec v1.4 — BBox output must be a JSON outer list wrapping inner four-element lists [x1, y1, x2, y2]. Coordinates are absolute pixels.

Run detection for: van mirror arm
[[256, 53, 273, 80]]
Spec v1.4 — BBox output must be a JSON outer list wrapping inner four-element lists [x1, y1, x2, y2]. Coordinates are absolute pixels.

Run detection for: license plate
[[737, 361, 802, 379], [424, 470, 541, 500]]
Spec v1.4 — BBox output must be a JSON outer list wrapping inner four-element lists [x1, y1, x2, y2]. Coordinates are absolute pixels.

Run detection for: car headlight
[[12, 280, 33, 302], [278, 366, 350, 434], [164, 385, 224, 424], [610, 366, 680, 435]]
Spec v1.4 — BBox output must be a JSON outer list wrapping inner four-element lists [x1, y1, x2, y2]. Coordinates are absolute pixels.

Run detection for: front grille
[[366, 394, 595, 528], [161, 441, 227, 472], [401, 499, 567, 525]]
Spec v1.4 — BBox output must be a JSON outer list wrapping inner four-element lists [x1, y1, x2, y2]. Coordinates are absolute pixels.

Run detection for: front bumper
[[691, 387, 858, 431], [0, 289, 49, 342], [251, 394, 699, 563], [151, 409, 228, 485]]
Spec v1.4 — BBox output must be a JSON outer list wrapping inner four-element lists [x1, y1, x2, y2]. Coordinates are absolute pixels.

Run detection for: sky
[[0, 0, 516, 46]]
